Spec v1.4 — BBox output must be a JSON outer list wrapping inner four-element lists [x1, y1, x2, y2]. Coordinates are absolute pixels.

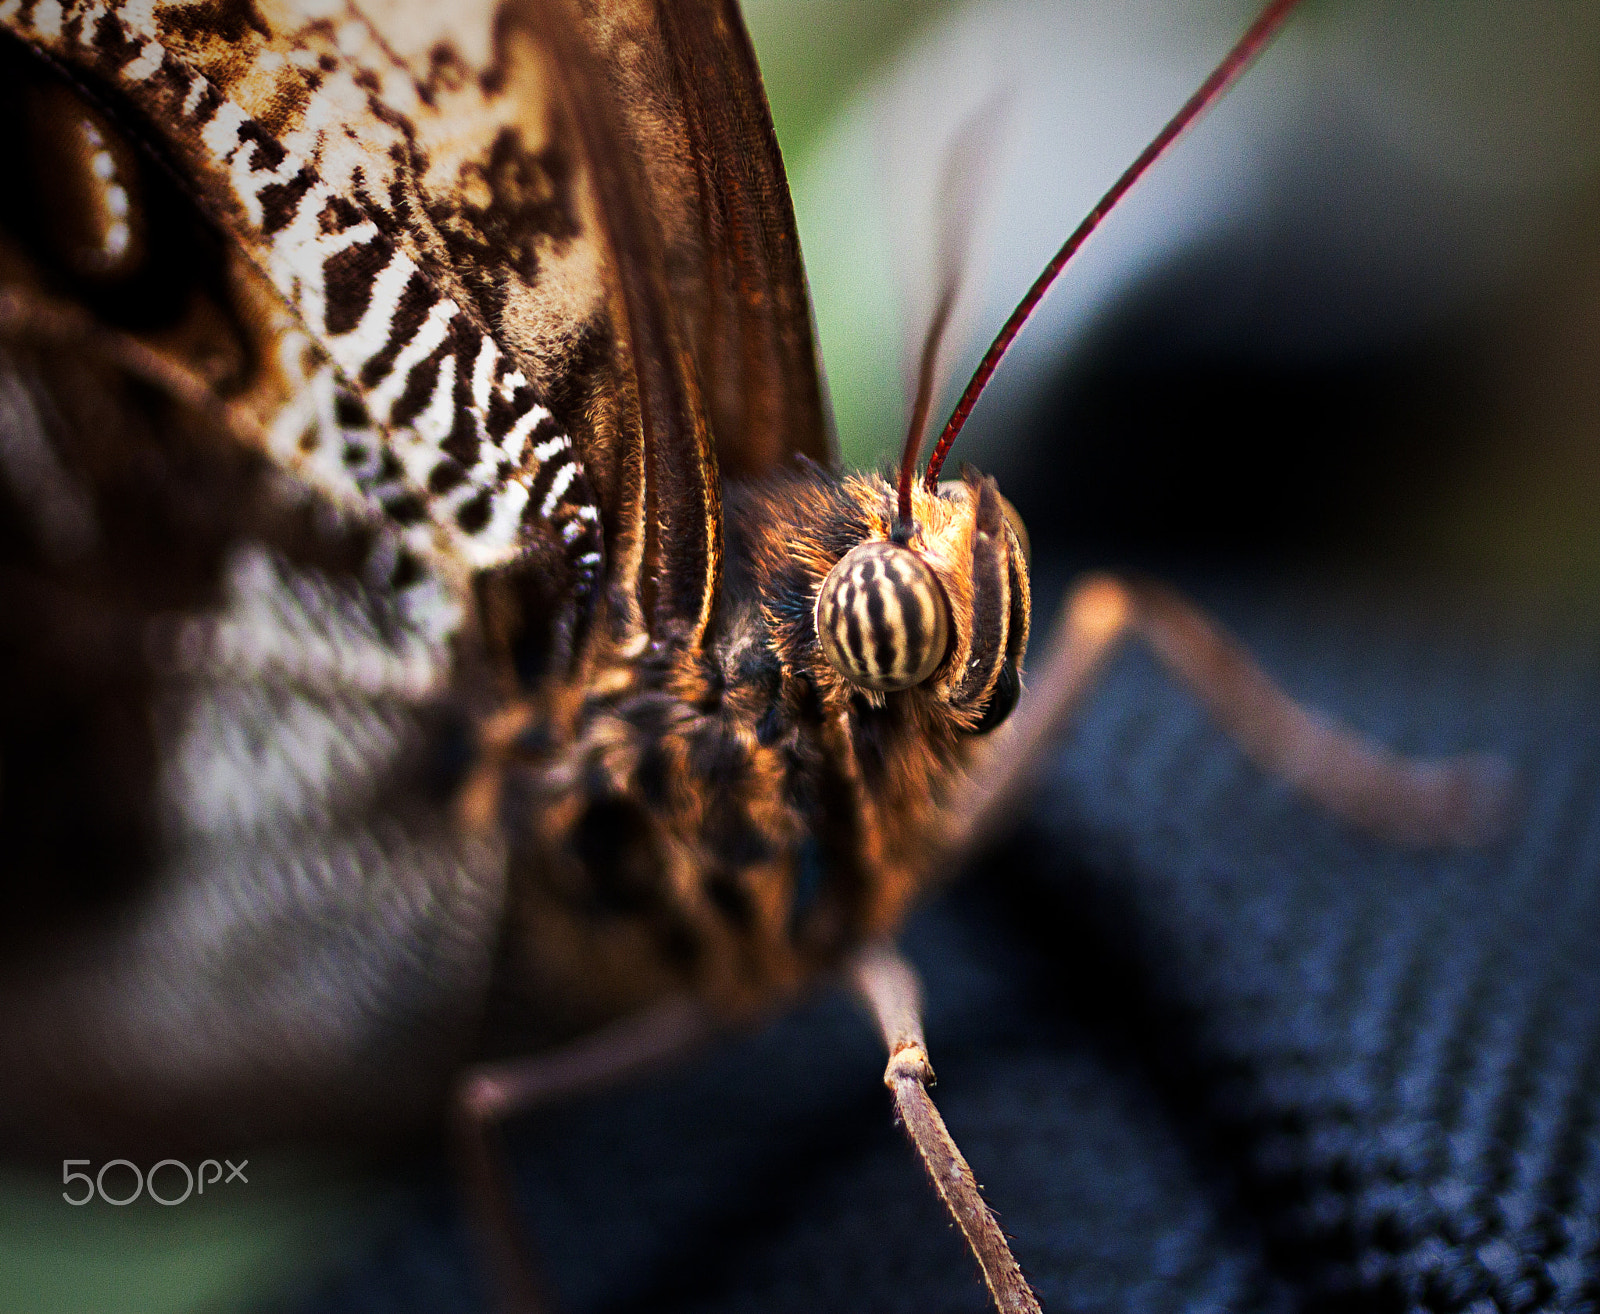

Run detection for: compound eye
[[815, 542, 950, 692]]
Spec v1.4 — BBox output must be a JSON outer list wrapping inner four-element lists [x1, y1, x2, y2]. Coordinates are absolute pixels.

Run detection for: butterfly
[[0, 0, 1510, 1309]]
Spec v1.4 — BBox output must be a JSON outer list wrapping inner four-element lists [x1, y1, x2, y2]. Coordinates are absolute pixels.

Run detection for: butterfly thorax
[[488, 465, 1030, 1042]]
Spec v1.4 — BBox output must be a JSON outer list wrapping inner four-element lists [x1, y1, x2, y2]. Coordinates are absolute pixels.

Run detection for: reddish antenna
[[919, 0, 1304, 491]]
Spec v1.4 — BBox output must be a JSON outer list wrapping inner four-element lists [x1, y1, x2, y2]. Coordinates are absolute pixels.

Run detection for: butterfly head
[[753, 465, 1029, 738]]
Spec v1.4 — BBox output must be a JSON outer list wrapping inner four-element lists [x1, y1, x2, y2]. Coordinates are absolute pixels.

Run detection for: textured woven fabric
[[279, 579, 1600, 1314]]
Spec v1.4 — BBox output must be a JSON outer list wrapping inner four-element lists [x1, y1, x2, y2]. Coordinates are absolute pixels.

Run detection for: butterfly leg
[[452, 998, 714, 1314], [953, 573, 1511, 860], [849, 942, 1044, 1314]]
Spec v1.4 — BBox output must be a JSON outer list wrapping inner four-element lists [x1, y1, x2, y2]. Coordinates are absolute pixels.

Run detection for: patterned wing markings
[[0, 0, 605, 596]]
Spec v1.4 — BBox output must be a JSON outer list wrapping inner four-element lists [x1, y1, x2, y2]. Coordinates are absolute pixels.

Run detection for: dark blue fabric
[[281, 580, 1600, 1314]]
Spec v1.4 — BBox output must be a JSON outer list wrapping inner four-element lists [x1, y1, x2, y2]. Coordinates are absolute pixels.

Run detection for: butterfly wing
[[502, 0, 835, 634], [629, 0, 834, 477], [3, 0, 632, 614], [0, 0, 616, 1149], [0, 292, 508, 1151], [0, 0, 816, 1146]]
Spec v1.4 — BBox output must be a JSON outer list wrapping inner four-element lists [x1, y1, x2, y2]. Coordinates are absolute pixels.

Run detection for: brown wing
[[487, 0, 837, 637], [565, 0, 832, 480], [510, 0, 722, 641], [650, 0, 834, 477], [0, 0, 724, 1151], [512, 0, 835, 633]]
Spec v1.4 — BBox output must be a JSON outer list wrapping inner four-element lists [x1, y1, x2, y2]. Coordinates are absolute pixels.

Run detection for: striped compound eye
[[815, 542, 951, 692]]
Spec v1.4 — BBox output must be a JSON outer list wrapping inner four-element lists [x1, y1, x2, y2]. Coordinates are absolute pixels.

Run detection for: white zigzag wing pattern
[[0, 0, 606, 596]]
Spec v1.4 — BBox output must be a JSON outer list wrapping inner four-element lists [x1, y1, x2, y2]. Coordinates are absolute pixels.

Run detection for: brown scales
[[473, 460, 1028, 1041]]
